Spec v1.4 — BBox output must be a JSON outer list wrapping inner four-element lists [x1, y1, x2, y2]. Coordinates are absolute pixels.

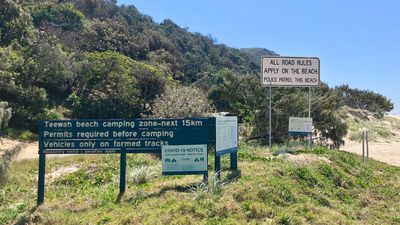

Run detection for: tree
[[31, 3, 86, 31], [69, 51, 142, 119], [312, 84, 348, 148], [0, 84, 48, 131], [151, 85, 213, 118], [209, 70, 348, 147], [68, 0, 118, 19], [337, 84, 393, 117], [80, 18, 148, 59], [17, 38, 76, 101], [131, 61, 168, 114], [0, 0, 33, 46]]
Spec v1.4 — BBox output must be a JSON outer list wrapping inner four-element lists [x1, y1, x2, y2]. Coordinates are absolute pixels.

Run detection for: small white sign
[[289, 117, 313, 133], [216, 117, 238, 153], [162, 145, 207, 173], [262, 57, 320, 86]]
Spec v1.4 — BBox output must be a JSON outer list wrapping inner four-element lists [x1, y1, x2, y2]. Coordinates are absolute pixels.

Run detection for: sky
[[118, 0, 400, 114]]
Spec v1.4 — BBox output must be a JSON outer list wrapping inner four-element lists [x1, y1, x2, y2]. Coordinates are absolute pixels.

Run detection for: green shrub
[[4, 128, 37, 141], [312, 146, 328, 154]]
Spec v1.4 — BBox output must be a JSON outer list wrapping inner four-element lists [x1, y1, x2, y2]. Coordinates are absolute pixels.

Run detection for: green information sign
[[37, 118, 214, 206]]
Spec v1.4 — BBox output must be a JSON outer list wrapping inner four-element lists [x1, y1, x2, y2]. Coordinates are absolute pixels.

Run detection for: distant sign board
[[39, 118, 211, 154], [261, 56, 320, 86], [288, 117, 313, 134], [162, 145, 208, 175], [216, 116, 238, 156]]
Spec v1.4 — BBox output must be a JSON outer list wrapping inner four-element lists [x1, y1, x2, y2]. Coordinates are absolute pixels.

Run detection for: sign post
[[308, 87, 312, 148], [119, 148, 126, 194], [37, 152, 46, 205], [269, 84, 272, 147], [261, 56, 320, 147]]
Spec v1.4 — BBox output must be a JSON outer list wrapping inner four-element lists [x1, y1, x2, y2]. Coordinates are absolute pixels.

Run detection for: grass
[[347, 119, 394, 142], [1, 143, 400, 224]]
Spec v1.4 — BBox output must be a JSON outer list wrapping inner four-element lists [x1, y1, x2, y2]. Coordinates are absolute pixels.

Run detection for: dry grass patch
[[284, 153, 332, 165]]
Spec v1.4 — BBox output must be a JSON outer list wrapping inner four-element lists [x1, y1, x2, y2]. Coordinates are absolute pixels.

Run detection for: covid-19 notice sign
[[162, 145, 208, 175], [261, 56, 320, 87]]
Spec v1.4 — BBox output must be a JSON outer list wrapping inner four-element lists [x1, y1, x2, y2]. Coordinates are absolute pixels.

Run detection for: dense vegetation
[[0, 0, 393, 147]]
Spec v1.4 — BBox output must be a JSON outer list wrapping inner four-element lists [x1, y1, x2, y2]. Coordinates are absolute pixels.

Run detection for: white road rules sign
[[261, 57, 320, 86]]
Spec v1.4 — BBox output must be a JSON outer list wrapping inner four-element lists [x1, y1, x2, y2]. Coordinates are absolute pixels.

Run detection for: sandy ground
[[0, 138, 20, 152], [0, 138, 38, 160], [340, 140, 400, 166], [0, 138, 68, 160], [14, 141, 72, 160], [14, 141, 39, 160], [8, 139, 399, 167]]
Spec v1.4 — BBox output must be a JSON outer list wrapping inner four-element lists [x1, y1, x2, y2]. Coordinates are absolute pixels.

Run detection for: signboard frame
[[261, 56, 320, 87]]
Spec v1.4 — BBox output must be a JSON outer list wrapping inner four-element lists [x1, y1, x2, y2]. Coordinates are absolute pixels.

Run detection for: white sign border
[[261, 56, 321, 87]]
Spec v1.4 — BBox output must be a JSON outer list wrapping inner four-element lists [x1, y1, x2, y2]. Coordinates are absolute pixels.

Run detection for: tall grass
[[127, 165, 160, 185]]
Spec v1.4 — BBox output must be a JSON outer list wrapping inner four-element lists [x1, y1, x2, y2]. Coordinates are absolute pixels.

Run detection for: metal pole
[[230, 152, 237, 170], [119, 149, 126, 194], [37, 152, 46, 205], [269, 84, 272, 148], [215, 155, 221, 180], [308, 87, 311, 118], [308, 87, 311, 148]]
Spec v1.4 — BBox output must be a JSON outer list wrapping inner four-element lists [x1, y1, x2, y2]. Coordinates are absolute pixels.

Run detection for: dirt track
[[0, 139, 67, 161]]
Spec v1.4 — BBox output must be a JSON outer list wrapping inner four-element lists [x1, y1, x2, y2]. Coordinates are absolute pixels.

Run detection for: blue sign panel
[[39, 118, 213, 154]]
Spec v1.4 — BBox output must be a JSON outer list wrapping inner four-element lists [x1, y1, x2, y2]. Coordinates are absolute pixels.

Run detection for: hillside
[[240, 48, 278, 65], [0, 0, 394, 147], [1, 144, 400, 224]]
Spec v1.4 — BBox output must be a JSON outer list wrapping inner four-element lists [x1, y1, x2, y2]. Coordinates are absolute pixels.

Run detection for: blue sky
[[118, 0, 400, 114]]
